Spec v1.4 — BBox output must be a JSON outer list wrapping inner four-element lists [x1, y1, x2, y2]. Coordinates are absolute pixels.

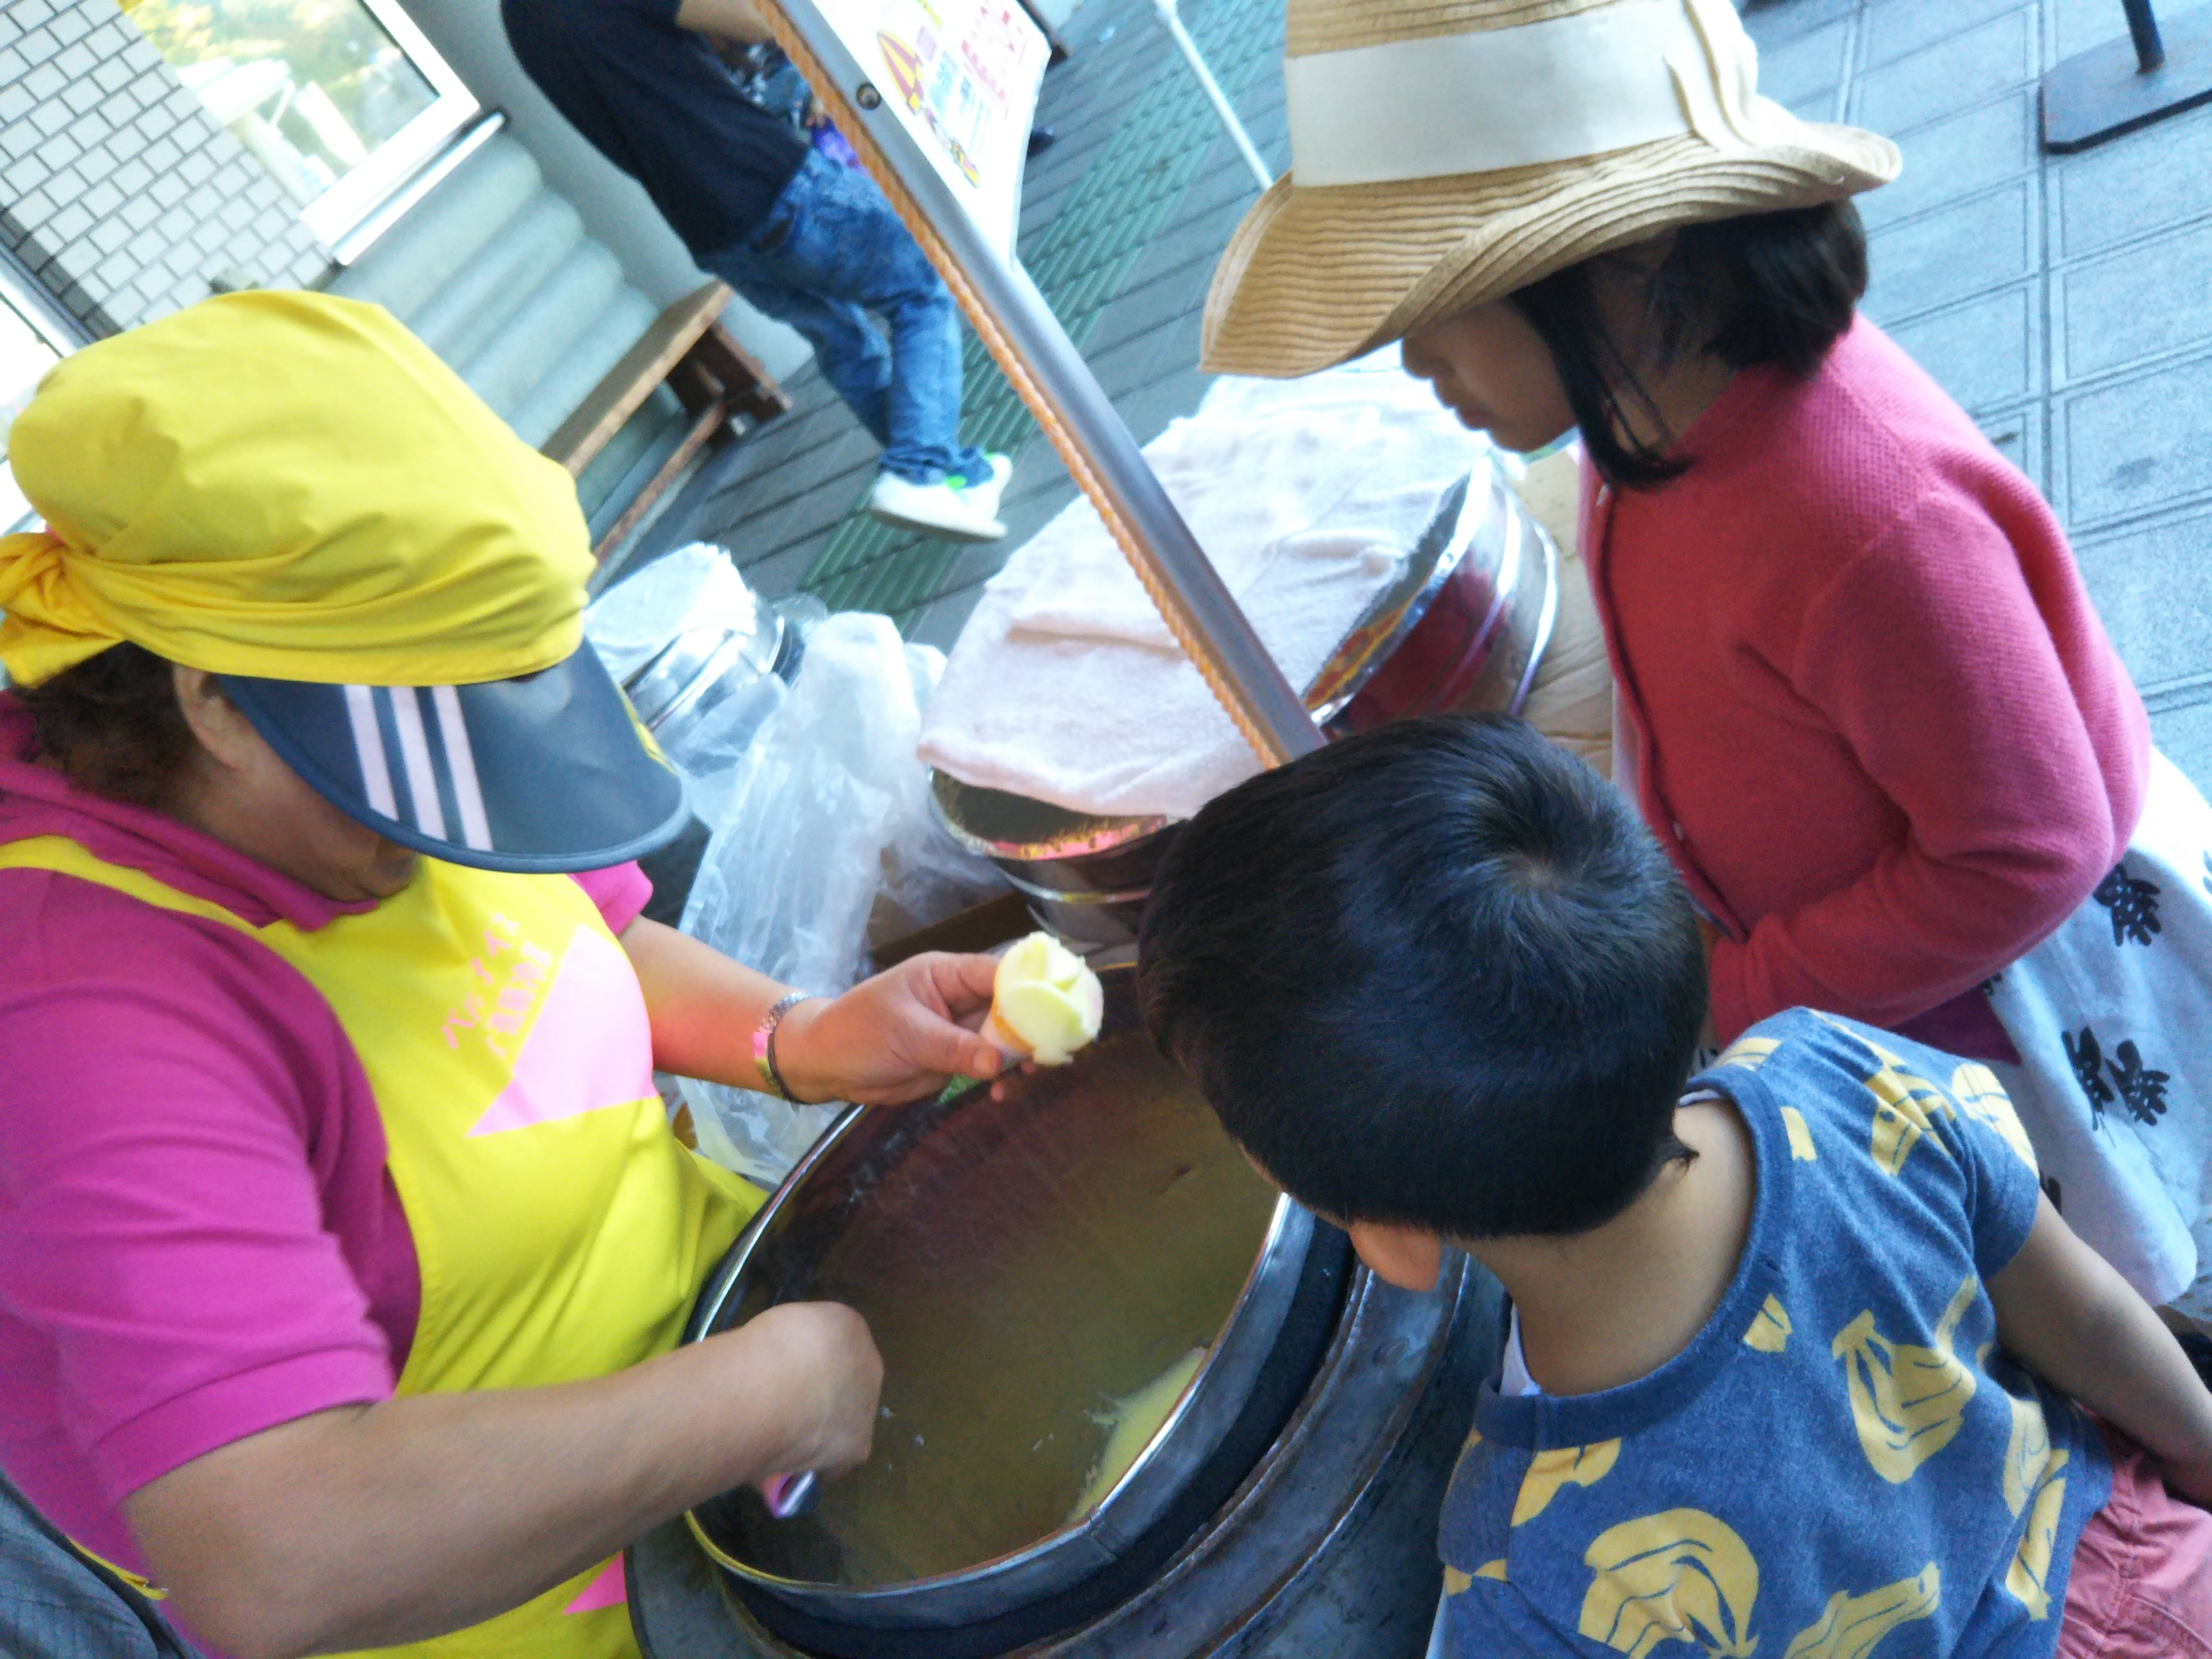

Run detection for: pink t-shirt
[[0, 697, 652, 1581], [1590, 317, 2149, 1044]]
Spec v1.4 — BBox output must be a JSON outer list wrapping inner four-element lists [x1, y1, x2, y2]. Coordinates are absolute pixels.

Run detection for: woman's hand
[[622, 919, 1001, 1106], [129, 1297, 885, 1659], [734, 1301, 883, 1479], [777, 952, 1004, 1105]]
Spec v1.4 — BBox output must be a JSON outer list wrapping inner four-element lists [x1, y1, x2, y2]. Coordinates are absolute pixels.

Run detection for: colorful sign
[[818, 0, 1049, 263]]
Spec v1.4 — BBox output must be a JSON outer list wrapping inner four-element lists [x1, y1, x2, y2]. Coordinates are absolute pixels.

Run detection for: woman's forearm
[[126, 1305, 874, 1659], [2015, 1273, 2212, 1470], [621, 915, 793, 1089], [622, 918, 1003, 1107]]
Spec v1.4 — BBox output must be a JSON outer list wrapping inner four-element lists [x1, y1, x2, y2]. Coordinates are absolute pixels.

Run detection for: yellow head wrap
[[0, 291, 593, 689]]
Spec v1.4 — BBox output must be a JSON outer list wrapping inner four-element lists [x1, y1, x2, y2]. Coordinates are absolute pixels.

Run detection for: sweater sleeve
[[1706, 487, 2131, 1039]]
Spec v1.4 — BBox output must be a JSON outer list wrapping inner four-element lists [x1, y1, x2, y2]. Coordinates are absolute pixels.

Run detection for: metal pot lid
[[627, 611, 785, 733], [682, 966, 1317, 1631], [928, 772, 1177, 865], [929, 463, 1506, 866]]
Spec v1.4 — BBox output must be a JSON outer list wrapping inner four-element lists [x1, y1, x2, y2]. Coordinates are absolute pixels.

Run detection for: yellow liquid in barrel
[[1066, 1344, 1209, 1525], [740, 1030, 1278, 1586]]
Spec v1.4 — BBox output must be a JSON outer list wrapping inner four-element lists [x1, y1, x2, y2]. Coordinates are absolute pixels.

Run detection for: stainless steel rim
[[1305, 468, 1489, 726], [678, 1024, 1321, 1629], [927, 773, 1176, 865]]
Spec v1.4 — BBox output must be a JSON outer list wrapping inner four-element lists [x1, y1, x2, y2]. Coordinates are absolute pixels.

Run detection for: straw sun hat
[[1202, 0, 1900, 376]]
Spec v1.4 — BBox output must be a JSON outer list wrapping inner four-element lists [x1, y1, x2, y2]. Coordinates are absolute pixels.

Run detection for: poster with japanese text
[[816, 0, 1050, 264]]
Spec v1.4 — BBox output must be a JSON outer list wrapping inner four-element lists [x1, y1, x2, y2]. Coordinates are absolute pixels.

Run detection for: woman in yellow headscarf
[[0, 292, 1007, 1659]]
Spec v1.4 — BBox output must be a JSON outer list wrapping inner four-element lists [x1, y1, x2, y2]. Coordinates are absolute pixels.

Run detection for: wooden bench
[[542, 280, 792, 563]]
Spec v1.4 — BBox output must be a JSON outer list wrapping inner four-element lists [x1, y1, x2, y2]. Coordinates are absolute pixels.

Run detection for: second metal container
[[933, 464, 1559, 946]]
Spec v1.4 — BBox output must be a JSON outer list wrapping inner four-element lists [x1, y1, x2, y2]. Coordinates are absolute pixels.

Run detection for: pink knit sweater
[[1589, 316, 2149, 1045]]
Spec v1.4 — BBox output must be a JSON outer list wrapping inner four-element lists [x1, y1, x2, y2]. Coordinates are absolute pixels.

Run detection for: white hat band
[[1284, 0, 1785, 187]]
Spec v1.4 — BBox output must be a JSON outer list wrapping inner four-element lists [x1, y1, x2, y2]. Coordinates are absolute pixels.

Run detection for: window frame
[[295, 0, 482, 255], [0, 246, 88, 536]]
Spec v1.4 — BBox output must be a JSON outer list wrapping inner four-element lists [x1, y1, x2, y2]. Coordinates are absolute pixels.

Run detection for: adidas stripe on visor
[[218, 644, 689, 875]]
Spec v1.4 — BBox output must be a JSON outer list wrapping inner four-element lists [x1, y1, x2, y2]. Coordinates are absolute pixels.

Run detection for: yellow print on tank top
[[1780, 1563, 1940, 1659], [1832, 1276, 1980, 1482], [1814, 1015, 1958, 1176], [2000, 1390, 2055, 1517], [2004, 1413, 2071, 1620], [1512, 1440, 1621, 1525], [1742, 1294, 1792, 1353], [1715, 1035, 1781, 1072], [1950, 1062, 2039, 1173], [1578, 1508, 1759, 1658]]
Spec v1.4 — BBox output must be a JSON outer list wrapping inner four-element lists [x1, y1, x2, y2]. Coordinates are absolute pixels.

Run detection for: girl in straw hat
[[1205, 0, 2212, 1341]]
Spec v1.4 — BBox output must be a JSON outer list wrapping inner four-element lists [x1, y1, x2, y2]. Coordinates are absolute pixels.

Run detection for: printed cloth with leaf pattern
[[1438, 1010, 2110, 1658]]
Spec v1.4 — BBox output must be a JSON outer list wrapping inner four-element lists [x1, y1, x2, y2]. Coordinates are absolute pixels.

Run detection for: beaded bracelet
[[752, 991, 814, 1102]]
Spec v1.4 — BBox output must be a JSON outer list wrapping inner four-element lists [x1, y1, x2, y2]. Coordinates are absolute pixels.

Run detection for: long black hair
[[1507, 201, 1869, 488]]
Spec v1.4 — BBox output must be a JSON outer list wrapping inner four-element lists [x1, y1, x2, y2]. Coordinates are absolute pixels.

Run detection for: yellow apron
[[0, 835, 761, 1659]]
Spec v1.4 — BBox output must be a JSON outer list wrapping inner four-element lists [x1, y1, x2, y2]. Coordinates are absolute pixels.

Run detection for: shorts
[[2058, 1425, 2212, 1657]]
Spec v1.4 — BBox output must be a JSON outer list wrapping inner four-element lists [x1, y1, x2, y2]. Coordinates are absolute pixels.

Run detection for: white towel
[[919, 349, 1498, 819]]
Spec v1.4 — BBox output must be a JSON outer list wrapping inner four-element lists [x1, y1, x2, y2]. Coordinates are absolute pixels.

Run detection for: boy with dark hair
[[1139, 715, 2212, 1657]]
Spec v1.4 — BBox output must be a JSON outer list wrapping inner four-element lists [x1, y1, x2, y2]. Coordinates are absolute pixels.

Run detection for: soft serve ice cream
[[983, 932, 1104, 1067]]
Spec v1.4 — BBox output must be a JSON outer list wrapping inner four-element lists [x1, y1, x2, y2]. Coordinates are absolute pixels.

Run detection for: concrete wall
[[395, 0, 814, 381], [0, 0, 328, 336]]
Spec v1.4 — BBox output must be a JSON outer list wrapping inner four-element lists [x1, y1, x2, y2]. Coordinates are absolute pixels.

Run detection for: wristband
[[752, 992, 813, 1101]]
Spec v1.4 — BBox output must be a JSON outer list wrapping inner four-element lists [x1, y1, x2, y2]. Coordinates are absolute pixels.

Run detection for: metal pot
[[679, 965, 1343, 1644], [1309, 464, 1557, 736], [624, 605, 799, 757], [632, 1254, 1502, 1659], [932, 464, 1559, 946], [587, 556, 808, 921]]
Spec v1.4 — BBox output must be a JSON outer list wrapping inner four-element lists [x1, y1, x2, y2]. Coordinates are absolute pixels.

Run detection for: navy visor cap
[[219, 642, 689, 874]]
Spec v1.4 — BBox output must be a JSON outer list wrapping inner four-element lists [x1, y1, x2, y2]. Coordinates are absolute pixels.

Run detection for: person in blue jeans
[[504, 0, 1012, 542]]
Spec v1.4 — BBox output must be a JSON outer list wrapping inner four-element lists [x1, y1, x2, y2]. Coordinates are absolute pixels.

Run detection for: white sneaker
[[952, 452, 1014, 521], [867, 466, 1008, 542]]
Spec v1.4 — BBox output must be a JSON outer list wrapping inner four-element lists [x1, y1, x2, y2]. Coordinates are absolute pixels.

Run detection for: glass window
[[0, 288, 73, 534], [0, 264, 82, 687], [119, 0, 480, 252]]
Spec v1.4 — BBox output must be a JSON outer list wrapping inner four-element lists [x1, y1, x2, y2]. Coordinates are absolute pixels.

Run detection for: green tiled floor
[[626, 0, 1286, 643], [798, 0, 1286, 616]]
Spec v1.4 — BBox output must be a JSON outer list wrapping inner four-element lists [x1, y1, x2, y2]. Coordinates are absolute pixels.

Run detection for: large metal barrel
[[638, 963, 1502, 1657], [632, 1260, 1499, 1659], [932, 465, 1559, 948]]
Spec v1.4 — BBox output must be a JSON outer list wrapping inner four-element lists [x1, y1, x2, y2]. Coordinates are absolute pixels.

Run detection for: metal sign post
[[759, 0, 1325, 772], [1151, 0, 1273, 194], [2043, 0, 2212, 152]]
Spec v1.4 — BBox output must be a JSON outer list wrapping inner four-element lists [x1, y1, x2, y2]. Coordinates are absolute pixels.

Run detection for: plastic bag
[[672, 673, 788, 828], [676, 614, 1006, 1184], [870, 641, 1008, 950]]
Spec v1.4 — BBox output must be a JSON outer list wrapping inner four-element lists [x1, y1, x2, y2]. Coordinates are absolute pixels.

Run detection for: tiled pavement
[[1750, 0, 2212, 793], [624, 0, 2212, 793]]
